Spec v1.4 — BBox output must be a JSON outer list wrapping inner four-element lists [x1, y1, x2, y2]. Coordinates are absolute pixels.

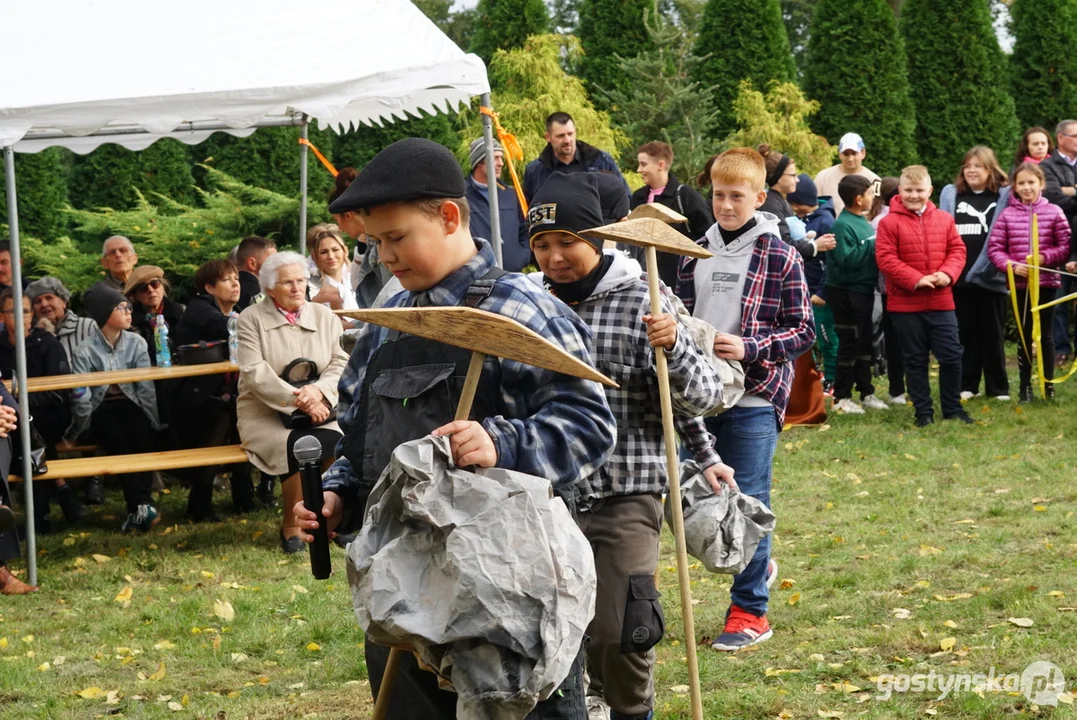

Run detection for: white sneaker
[[861, 394, 890, 411], [995, 395, 1011, 402], [888, 393, 908, 406], [959, 391, 978, 401], [834, 398, 865, 414], [766, 559, 779, 590]]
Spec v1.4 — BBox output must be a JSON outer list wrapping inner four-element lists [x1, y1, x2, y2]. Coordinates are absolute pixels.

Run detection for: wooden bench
[[6, 362, 245, 484], [9, 445, 248, 483], [4, 361, 239, 394]]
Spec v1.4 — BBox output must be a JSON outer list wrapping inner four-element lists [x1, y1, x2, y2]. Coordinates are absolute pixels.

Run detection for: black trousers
[[0, 437, 19, 563], [91, 398, 155, 513], [365, 639, 586, 720], [829, 287, 876, 400], [891, 311, 964, 419], [1017, 287, 1057, 388], [881, 296, 906, 397], [953, 287, 1010, 397]]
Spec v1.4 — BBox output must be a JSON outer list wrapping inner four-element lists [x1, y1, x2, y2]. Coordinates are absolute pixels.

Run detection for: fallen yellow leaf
[[114, 586, 133, 604], [919, 545, 943, 556], [943, 620, 958, 628], [292, 585, 309, 594], [306, 642, 321, 652], [92, 554, 110, 564], [670, 684, 690, 693], [154, 640, 175, 650], [779, 579, 796, 590], [1007, 617, 1034, 628], [213, 599, 235, 622], [788, 592, 801, 606], [818, 711, 845, 719], [77, 686, 107, 700], [37, 662, 50, 672], [939, 637, 956, 651], [201, 570, 215, 579], [148, 662, 166, 681]]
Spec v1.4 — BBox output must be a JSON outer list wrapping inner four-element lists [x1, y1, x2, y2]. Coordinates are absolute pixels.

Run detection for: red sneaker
[[711, 605, 771, 651]]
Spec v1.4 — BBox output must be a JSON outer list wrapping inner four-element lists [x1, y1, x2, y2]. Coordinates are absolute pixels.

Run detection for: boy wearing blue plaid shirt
[[527, 172, 734, 720], [295, 139, 616, 720], [676, 148, 815, 652]]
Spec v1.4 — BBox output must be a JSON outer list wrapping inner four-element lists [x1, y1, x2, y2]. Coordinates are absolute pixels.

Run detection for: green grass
[[2, 387, 1076, 718]]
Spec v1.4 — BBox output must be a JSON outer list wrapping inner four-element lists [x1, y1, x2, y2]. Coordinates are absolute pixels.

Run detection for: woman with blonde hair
[[306, 223, 360, 334], [939, 145, 1012, 401]]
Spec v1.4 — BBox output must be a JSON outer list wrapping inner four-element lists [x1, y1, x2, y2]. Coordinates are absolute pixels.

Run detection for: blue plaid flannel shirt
[[322, 239, 616, 497]]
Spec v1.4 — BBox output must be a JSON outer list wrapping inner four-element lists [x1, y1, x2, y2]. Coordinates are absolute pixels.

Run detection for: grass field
[[1, 384, 1075, 719]]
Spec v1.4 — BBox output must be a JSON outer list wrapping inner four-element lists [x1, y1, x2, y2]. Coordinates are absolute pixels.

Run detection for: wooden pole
[[645, 245, 704, 720], [372, 350, 486, 720]]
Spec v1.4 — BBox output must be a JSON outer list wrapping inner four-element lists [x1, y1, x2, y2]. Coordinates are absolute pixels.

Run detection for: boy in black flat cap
[[294, 138, 617, 720]]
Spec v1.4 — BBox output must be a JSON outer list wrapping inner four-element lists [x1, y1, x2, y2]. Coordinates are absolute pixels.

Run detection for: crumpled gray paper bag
[[665, 460, 777, 574], [346, 435, 597, 720]]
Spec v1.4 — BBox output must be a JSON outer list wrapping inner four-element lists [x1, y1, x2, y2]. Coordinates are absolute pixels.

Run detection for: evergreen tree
[[577, 0, 655, 104], [601, 8, 719, 184], [902, 0, 1020, 184], [692, 0, 797, 140], [724, 80, 835, 176], [193, 126, 334, 202], [0, 148, 71, 241], [1009, 0, 1077, 130], [803, 0, 918, 176], [469, 0, 550, 65], [332, 111, 461, 177], [70, 139, 194, 211], [457, 35, 628, 186], [782, 0, 818, 74]]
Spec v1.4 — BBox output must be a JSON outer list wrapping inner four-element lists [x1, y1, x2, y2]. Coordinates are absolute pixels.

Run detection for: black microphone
[[293, 434, 331, 580]]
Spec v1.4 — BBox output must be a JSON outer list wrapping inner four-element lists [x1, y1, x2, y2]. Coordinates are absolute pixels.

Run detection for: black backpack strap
[[463, 266, 508, 308]]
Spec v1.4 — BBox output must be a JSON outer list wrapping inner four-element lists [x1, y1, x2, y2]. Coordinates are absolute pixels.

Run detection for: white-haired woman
[[236, 251, 348, 553]]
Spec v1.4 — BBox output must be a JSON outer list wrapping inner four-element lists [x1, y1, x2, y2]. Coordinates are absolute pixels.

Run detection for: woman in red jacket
[[987, 163, 1072, 401], [876, 166, 969, 427]]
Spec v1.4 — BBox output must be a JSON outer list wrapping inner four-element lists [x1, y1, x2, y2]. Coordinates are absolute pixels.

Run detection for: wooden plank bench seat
[[4, 361, 239, 394], [9, 444, 248, 483]]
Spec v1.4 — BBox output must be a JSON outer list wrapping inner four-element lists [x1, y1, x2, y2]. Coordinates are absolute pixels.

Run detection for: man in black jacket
[[630, 141, 714, 288], [1042, 120, 1077, 363], [523, 112, 630, 202], [0, 290, 82, 531], [234, 236, 277, 311]]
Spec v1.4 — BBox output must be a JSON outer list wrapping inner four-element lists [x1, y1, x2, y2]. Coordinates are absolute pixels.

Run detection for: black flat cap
[[328, 138, 467, 214]]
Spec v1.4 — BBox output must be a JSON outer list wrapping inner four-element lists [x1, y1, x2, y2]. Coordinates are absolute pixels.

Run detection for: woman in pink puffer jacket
[[987, 162, 1072, 400]]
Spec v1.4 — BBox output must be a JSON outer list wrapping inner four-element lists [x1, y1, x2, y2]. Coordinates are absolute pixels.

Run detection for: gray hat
[[469, 137, 504, 171], [24, 276, 72, 303]]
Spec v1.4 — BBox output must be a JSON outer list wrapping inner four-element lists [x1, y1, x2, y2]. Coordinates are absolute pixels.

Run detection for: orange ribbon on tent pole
[[298, 137, 338, 177], [479, 106, 528, 219]]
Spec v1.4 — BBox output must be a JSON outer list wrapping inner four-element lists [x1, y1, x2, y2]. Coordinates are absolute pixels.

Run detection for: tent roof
[[0, 0, 489, 152]]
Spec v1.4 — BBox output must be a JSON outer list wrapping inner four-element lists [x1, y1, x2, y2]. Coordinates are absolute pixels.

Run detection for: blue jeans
[[703, 405, 779, 617], [1055, 276, 1073, 356]]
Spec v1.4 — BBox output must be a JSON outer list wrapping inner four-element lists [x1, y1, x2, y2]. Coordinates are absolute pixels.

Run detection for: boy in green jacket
[[827, 175, 887, 415]]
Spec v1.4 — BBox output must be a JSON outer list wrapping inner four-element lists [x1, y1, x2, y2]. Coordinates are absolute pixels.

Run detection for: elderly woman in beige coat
[[236, 251, 348, 554]]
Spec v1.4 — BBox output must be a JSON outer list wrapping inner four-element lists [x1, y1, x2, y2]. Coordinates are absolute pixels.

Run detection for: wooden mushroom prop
[[583, 207, 713, 720], [336, 305, 617, 720]]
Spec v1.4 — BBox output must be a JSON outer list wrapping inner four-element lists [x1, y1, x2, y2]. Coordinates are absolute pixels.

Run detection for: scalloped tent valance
[[0, 0, 489, 152]]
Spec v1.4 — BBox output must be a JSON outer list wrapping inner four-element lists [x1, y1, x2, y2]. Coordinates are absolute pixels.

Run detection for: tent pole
[[298, 116, 310, 256], [3, 146, 37, 587], [480, 93, 502, 267]]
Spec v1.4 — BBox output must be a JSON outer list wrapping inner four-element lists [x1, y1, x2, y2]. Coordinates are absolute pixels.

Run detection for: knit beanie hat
[[786, 174, 818, 206], [24, 276, 72, 304], [469, 137, 504, 171], [83, 285, 128, 328], [527, 173, 606, 253]]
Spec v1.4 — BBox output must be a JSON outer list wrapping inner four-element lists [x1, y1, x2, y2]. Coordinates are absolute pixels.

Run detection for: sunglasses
[[134, 278, 162, 294]]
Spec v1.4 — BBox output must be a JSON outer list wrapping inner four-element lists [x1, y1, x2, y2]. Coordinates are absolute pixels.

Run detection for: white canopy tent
[[1, 0, 503, 583]]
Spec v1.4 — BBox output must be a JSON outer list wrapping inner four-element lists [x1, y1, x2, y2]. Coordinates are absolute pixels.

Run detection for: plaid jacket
[[323, 239, 616, 497], [676, 219, 815, 425], [531, 252, 722, 508]]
